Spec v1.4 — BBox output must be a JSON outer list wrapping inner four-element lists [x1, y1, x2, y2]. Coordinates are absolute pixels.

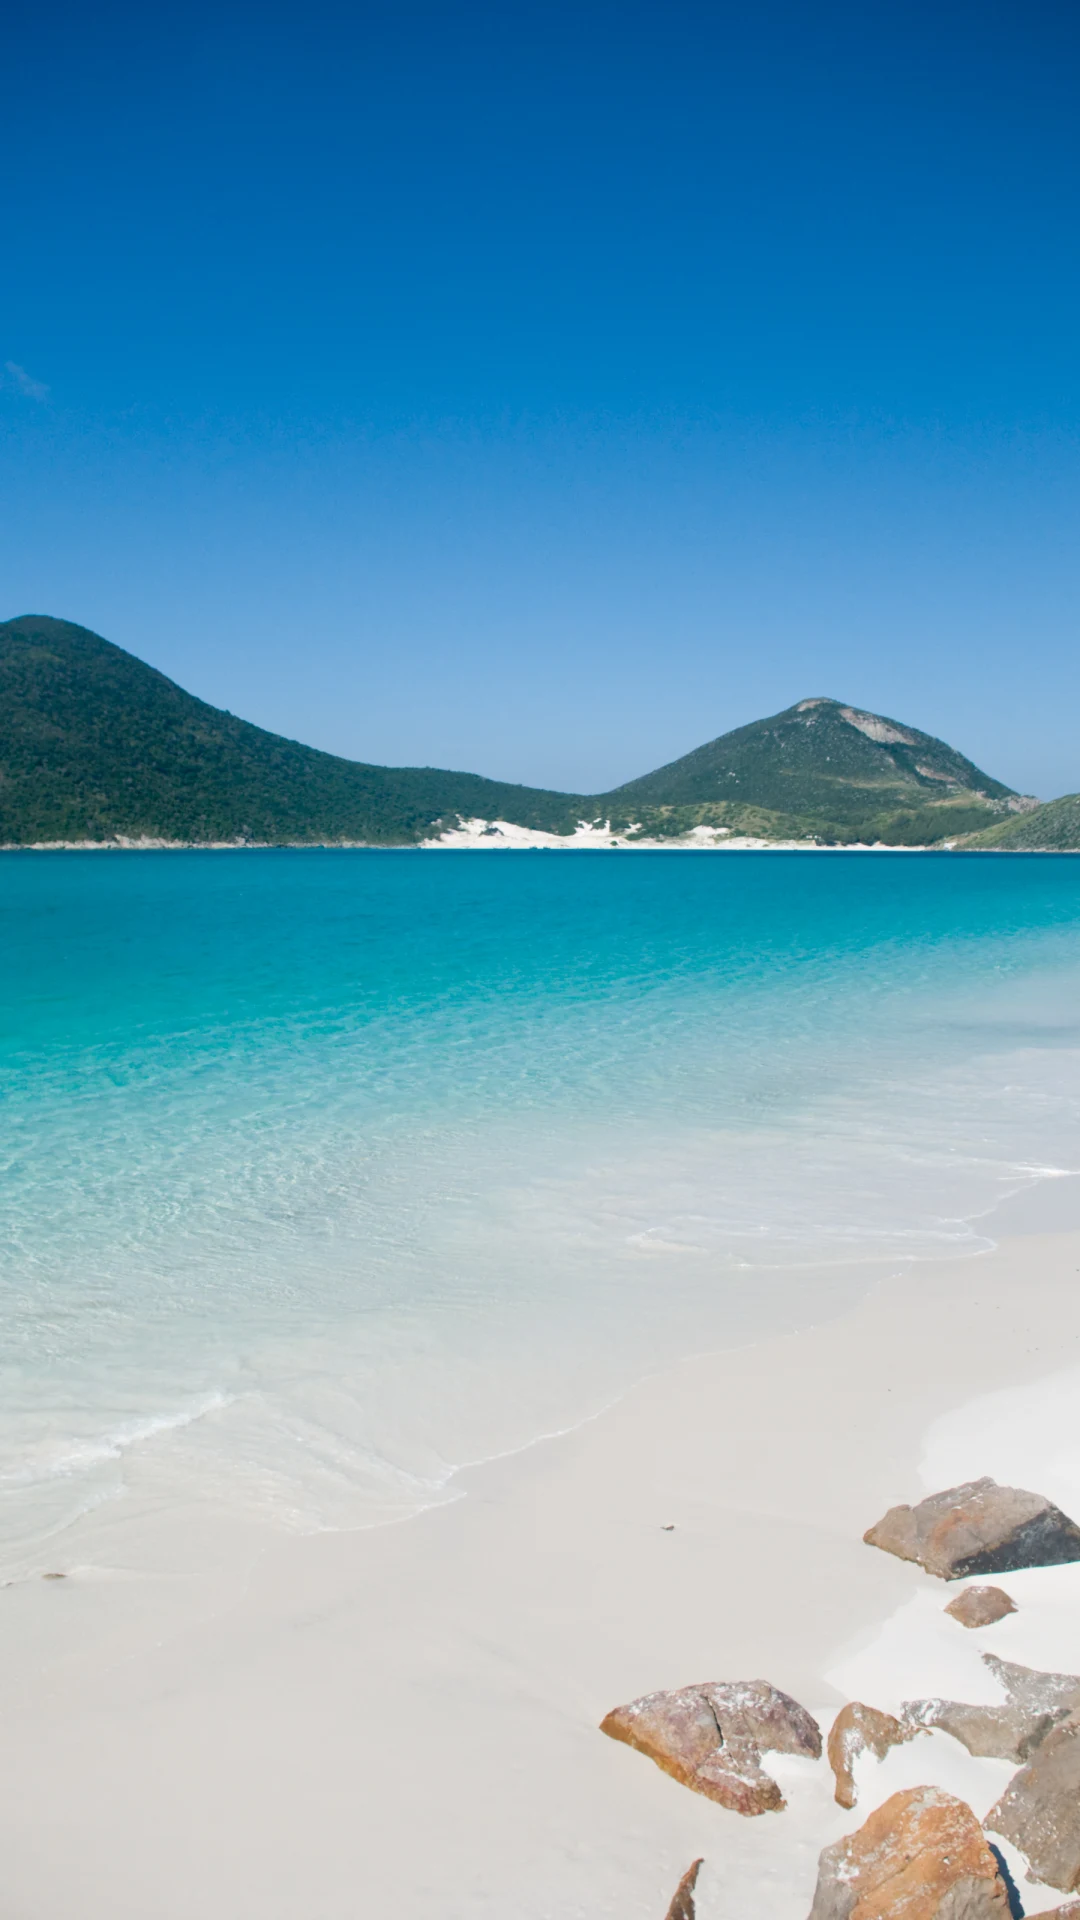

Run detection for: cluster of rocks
[[600, 1477, 1080, 1920]]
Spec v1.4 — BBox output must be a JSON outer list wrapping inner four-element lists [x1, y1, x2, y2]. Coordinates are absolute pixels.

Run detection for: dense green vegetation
[[598, 697, 1020, 845], [964, 795, 1080, 852], [0, 617, 1057, 847], [0, 617, 581, 844]]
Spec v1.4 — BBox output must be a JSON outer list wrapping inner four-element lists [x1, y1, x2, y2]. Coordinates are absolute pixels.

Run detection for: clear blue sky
[[3, 0, 1078, 797]]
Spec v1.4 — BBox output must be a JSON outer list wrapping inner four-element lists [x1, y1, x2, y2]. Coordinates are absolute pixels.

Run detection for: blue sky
[[3, 0, 1078, 796]]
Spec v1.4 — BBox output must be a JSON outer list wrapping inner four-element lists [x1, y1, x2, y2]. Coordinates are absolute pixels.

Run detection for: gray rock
[[986, 1655, 1080, 1717], [906, 1654, 1080, 1764], [864, 1479, 1080, 1580], [808, 1785, 1011, 1920], [986, 1709, 1080, 1892]]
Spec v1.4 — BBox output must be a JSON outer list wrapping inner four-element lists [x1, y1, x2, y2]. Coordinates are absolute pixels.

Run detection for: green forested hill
[[0, 616, 580, 844], [964, 795, 1080, 851], [597, 696, 1024, 846], [0, 616, 1048, 846]]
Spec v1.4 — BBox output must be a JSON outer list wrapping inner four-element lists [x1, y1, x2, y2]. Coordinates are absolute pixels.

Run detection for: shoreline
[[2, 1187, 1080, 1915], [1, 837, 934, 852], [2, 838, 1067, 853]]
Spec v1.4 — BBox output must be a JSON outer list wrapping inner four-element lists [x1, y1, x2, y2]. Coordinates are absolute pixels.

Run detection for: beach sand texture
[[2, 1194, 1080, 1919]]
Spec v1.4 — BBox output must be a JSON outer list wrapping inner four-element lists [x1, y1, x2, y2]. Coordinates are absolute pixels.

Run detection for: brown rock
[[808, 1785, 1011, 1920], [906, 1653, 1080, 1764], [986, 1708, 1080, 1892], [664, 1858, 703, 1920], [827, 1702, 922, 1809], [1026, 1906, 1080, 1919], [600, 1679, 821, 1815], [946, 1587, 1018, 1629], [864, 1479, 1080, 1581]]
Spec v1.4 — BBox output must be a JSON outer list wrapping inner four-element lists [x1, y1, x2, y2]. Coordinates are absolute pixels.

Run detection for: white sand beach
[[419, 818, 939, 850], [2, 1183, 1080, 1919], [7, 829, 937, 850]]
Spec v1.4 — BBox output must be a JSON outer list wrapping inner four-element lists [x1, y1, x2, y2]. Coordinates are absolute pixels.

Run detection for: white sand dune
[[420, 816, 923, 850]]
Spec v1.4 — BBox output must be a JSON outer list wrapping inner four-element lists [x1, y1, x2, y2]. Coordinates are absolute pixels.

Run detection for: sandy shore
[[6, 828, 948, 850], [2, 1188, 1080, 1919]]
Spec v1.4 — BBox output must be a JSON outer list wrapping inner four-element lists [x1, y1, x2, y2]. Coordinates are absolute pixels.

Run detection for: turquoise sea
[[2, 850, 1079, 1570]]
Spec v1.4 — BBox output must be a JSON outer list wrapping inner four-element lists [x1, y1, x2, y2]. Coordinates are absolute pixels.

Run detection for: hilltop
[[0, 615, 1049, 847], [596, 697, 1033, 847]]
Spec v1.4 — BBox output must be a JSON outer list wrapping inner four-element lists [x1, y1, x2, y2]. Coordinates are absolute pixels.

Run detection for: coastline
[[1, 834, 915, 851], [2, 1185, 1080, 1917], [0, 837, 1052, 852]]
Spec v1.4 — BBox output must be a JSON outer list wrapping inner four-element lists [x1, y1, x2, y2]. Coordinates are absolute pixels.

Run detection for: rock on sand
[[864, 1479, 1080, 1580], [906, 1653, 1080, 1764], [827, 1702, 922, 1809], [945, 1587, 1018, 1629], [600, 1679, 821, 1816], [663, 1858, 703, 1920], [987, 1710, 1080, 1893], [808, 1785, 1012, 1920]]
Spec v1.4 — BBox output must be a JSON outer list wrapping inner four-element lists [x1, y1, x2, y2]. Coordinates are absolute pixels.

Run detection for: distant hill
[[0, 616, 579, 844], [596, 697, 1031, 847], [0, 615, 1047, 847], [963, 794, 1080, 852]]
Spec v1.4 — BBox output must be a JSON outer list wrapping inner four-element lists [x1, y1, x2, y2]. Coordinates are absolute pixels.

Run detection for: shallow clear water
[[1, 849, 1079, 1567]]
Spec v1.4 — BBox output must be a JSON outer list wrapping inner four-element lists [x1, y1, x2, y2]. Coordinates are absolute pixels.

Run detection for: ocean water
[[2, 849, 1079, 1571]]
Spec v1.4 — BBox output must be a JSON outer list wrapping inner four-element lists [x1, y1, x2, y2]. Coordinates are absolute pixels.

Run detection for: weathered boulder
[[827, 1702, 922, 1808], [946, 1587, 1018, 1629], [600, 1679, 821, 1815], [1026, 1905, 1080, 1919], [808, 1785, 1012, 1920], [906, 1654, 1080, 1764], [664, 1858, 703, 1920], [864, 1479, 1080, 1580], [986, 1709, 1080, 1892]]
